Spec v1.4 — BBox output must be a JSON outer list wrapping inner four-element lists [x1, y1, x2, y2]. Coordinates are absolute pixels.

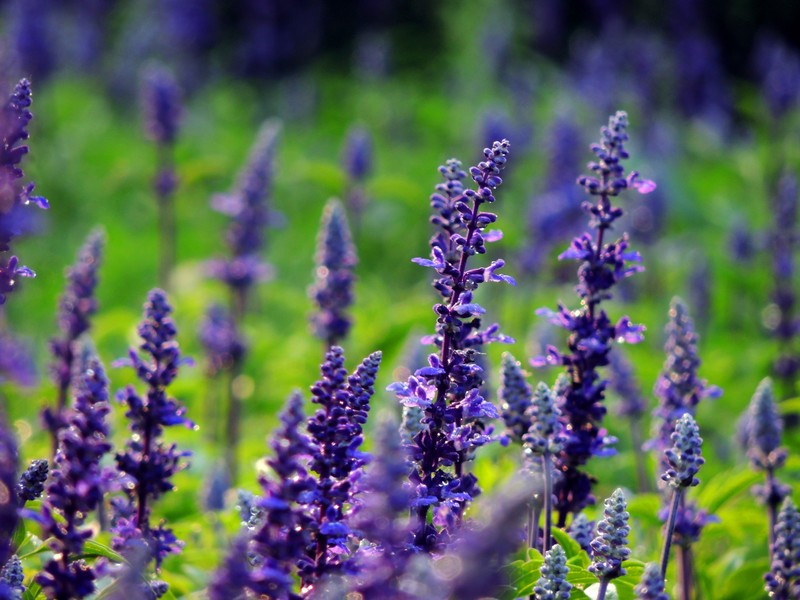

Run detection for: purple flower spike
[[746, 378, 786, 473], [0, 79, 47, 304], [635, 563, 669, 600], [569, 513, 595, 553], [341, 126, 373, 182], [498, 352, 533, 444], [17, 459, 48, 503], [589, 489, 630, 582], [534, 544, 572, 600], [141, 65, 182, 147], [309, 199, 358, 347], [112, 290, 191, 577], [662, 414, 704, 489], [0, 554, 24, 598], [37, 357, 112, 599], [0, 416, 19, 569], [394, 140, 513, 552], [199, 304, 245, 377], [765, 497, 800, 599], [532, 112, 649, 524]]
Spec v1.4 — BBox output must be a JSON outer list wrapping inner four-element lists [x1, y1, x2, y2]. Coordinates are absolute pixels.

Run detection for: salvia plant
[[534, 544, 572, 600], [765, 497, 800, 599], [589, 488, 630, 600], [309, 198, 357, 348], [340, 125, 372, 223], [111, 289, 192, 595], [635, 562, 669, 600], [44, 228, 105, 454], [141, 64, 183, 288], [389, 139, 514, 552], [532, 110, 653, 525]]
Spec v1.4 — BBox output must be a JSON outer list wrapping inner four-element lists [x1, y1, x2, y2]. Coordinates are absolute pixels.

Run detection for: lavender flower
[[16, 459, 47, 503], [0, 332, 36, 387], [589, 488, 630, 599], [389, 140, 514, 551], [141, 65, 182, 148], [765, 497, 800, 599], [660, 414, 704, 581], [198, 304, 245, 377], [534, 544, 571, 600], [112, 290, 191, 577], [46, 229, 105, 450], [36, 357, 112, 599], [569, 513, 594, 553], [0, 79, 48, 305], [0, 555, 24, 599], [0, 414, 18, 569], [634, 562, 668, 600], [341, 126, 372, 218], [498, 352, 533, 444], [754, 33, 800, 121], [533, 112, 652, 525], [208, 119, 281, 296], [300, 347, 382, 586], [309, 199, 358, 347]]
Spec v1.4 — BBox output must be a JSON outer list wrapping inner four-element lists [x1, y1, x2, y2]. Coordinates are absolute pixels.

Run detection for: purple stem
[[660, 487, 683, 578], [542, 452, 553, 554], [595, 578, 610, 600], [677, 545, 693, 600]]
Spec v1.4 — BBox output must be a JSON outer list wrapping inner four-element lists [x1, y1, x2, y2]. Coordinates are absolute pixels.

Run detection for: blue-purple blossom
[[112, 289, 191, 574], [141, 65, 182, 147], [0, 554, 24, 599], [589, 488, 630, 581], [309, 198, 357, 347], [753, 33, 800, 120], [0, 415, 18, 569], [532, 112, 651, 523], [198, 304, 245, 377], [341, 126, 372, 181], [662, 413, 704, 489], [569, 513, 594, 553], [0, 79, 48, 305], [635, 562, 668, 600], [746, 378, 787, 473], [765, 497, 800, 599], [391, 140, 513, 552], [208, 119, 281, 293], [523, 382, 564, 457], [16, 459, 47, 503], [36, 357, 112, 599], [45, 229, 105, 445], [534, 544, 571, 600], [498, 352, 533, 444], [0, 331, 36, 387]]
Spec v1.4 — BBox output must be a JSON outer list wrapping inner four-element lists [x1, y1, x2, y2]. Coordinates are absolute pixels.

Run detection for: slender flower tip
[[341, 125, 373, 181], [746, 377, 785, 471], [498, 352, 533, 443], [534, 544, 572, 600], [569, 513, 595, 552], [140, 63, 182, 145], [589, 488, 630, 580], [662, 413, 704, 489], [17, 458, 48, 502], [634, 562, 669, 600]]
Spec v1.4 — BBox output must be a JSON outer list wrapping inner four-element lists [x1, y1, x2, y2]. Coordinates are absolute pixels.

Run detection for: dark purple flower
[[309, 199, 357, 347], [0, 554, 24, 599], [0, 415, 18, 569], [0, 79, 48, 305], [36, 357, 112, 599], [635, 562, 669, 600], [47, 228, 105, 444], [765, 497, 800, 599], [391, 140, 513, 552], [141, 65, 182, 147], [208, 119, 281, 293], [198, 304, 245, 377], [112, 289, 191, 571], [569, 513, 594, 553], [532, 112, 652, 523], [16, 458, 47, 503]]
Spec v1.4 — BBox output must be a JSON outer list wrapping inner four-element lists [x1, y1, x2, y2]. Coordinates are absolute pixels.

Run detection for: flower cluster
[[662, 413, 704, 489], [141, 65, 182, 198], [45, 229, 105, 445], [208, 119, 281, 293], [309, 198, 358, 347], [37, 358, 112, 599], [765, 497, 800, 599], [589, 488, 630, 581], [390, 140, 514, 551], [569, 513, 595, 553], [112, 289, 191, 577], [198, 304, 245, 377], [523, 382, 565, 458], [498, 352, 533, 444], [0, 79, 48, 305], [534, 544, 572, 600], [634, 563, 669, 600], [0, 416, 19, 571], [533, 111, 652, 523], [0, 554, 24, 599], [16, 459, 47, 503], [341, 125, 372, 218]]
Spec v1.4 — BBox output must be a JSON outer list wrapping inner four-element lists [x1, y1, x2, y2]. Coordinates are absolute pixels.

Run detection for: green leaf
[[499, 554, 544, 600], [551, 527, 585, 561], [22, 582, 42, 600], [11, 520, 26, 552], [81, 540, 126, 564], [17, 534, 49, 560], [713, 559, 770, 600], [696, 468, 761, 514]]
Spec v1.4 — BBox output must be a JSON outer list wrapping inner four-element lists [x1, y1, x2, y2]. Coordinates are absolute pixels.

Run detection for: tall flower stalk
[[141, 65, 182, 288], [37, 358, 112, 599], [0, 78, 48, 305], [208, 119, 281, 484], [765, 497, 800, 599], [309, 198, 357, 348], [389, 140, 514, 552], [659, 414, 704, 583], [112, 290, 192, 593], [533, 111, 653, 525], [341, 125, 372, 227], [589, 488, 630, 600], [44, 228, 105, 455]]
